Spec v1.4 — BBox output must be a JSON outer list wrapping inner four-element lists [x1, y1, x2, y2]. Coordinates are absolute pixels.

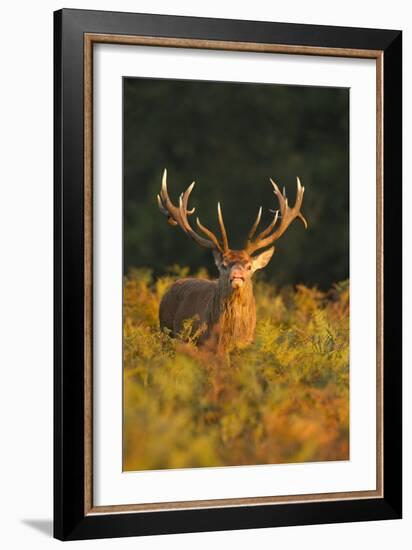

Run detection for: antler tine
[[246, 177, 307, 254], [157, 175, 181, 227], [157, 169, 223, 252], [178, 193, 223, 251], [295, 177, 307, 227], [247, 206, 262, 242], [179, 182, 196, 216], [217, 202, 229, 252], [157, 193, 173, 217], [244, 179, 282, 247], [195, 217, 223, 251], [256, 209, 280, 240], [270, 178, 288, 217]]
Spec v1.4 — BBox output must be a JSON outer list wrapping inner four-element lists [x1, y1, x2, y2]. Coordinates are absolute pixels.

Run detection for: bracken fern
[[123, 268, 349, 470]]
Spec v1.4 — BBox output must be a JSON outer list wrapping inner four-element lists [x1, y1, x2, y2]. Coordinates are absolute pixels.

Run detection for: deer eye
[[247, 265, 252, 271]]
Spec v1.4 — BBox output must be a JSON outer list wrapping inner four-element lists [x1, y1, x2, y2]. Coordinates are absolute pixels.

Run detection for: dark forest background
[[123, 77, 349, 289]]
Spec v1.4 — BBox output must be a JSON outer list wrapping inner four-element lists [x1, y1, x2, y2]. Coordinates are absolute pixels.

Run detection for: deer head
[[157, 169, 307, 292]]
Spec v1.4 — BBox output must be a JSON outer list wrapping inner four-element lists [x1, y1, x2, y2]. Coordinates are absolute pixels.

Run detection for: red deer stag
[[157, 169, 307, 353]]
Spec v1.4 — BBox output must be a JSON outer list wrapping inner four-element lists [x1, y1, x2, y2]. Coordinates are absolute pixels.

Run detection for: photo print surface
[[123, 77, 349, 471]]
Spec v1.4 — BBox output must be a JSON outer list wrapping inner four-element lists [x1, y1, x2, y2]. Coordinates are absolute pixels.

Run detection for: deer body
[[157, 170, 307, 352], [160, 270, 257, 353], [160, 277, 217, 338]]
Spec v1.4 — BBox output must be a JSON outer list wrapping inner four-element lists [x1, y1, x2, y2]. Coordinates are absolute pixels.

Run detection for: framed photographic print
[[54, 8, 402, 540]]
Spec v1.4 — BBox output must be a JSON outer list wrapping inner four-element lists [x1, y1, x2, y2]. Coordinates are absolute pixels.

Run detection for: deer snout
[[230, 266, 246, 289]]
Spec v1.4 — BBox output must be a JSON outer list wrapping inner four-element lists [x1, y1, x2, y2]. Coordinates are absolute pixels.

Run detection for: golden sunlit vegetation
[[124, 267, 349, 471]]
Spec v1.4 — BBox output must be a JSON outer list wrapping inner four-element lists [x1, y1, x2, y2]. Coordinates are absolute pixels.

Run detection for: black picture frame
[[54, 8, 402, 541]]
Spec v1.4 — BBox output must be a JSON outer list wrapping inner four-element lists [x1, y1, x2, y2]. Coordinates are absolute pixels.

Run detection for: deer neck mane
[[207, 278, 256, 352]]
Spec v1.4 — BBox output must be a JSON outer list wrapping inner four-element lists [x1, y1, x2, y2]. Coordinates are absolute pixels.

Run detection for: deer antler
[[246, 177, 307, 254], [157, 169, 229, 253]]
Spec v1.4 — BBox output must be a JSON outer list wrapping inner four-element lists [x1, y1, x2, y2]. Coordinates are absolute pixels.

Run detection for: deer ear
[[212, 249, 224, 270], [251, 247, 275, 272]]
